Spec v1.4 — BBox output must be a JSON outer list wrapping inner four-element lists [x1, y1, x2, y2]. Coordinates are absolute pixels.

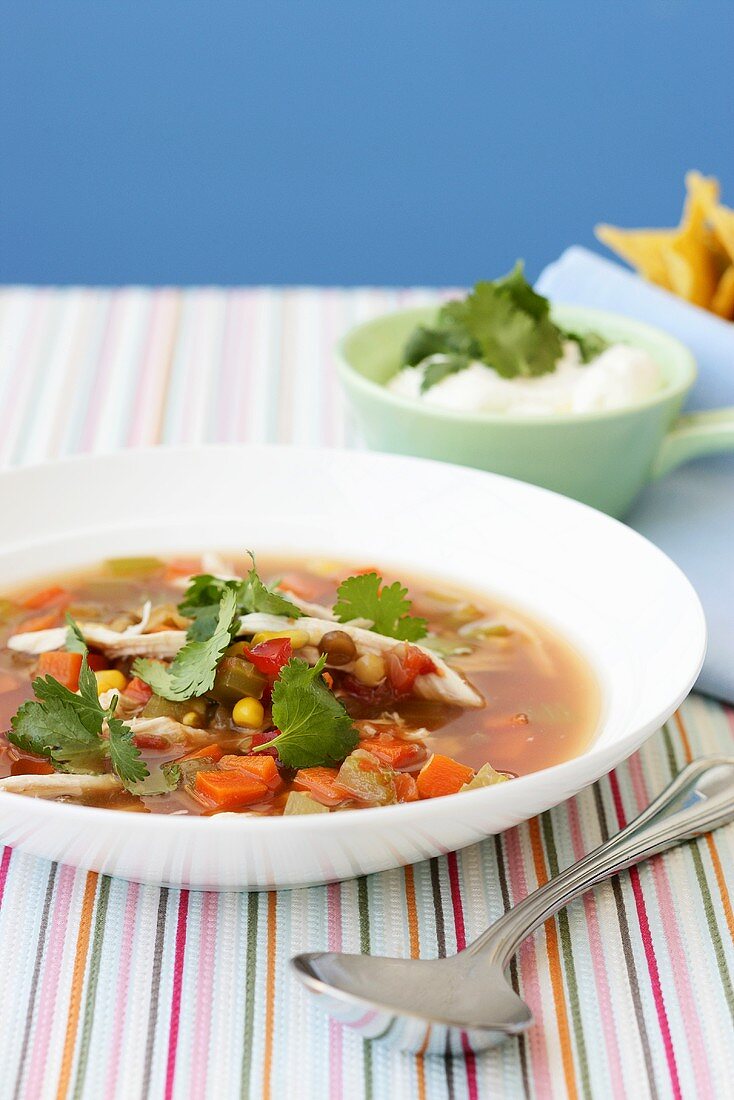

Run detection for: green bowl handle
[[653, 406, 734, 479]]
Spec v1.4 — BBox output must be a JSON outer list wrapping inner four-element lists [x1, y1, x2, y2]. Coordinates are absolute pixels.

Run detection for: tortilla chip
[[595, 224, 677, 289], [709, 204, 734, 265], [682, 170, 719, 230], [711, 265, 734, 320]]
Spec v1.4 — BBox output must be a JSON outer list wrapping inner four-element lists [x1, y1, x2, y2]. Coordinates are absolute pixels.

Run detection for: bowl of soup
[[0, 445, 705, 889]]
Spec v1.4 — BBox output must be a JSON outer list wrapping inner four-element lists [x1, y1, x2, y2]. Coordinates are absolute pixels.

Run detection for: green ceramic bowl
[[338, 303, 734, 517]]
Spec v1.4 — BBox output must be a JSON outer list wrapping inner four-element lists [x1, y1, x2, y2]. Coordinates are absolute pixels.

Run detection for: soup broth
[[0, 553, 600, 815]]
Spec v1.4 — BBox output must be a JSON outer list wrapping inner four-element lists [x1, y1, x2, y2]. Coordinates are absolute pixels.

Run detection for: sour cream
[[387, 342, 663, 416]]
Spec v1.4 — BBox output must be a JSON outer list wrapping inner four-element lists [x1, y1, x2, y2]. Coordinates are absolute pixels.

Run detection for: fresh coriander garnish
[[134, 587, 239, 701], [403, 262, 611, 390], [333, 572, 427, 641], [253, 655, 358, 769], [8, 620, 147, 790], [179, 551, 301, 640]]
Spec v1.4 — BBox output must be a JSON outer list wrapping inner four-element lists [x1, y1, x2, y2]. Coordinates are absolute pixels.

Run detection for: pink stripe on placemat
[[0, 847, 12, 909], [164, 891, 190, 1100], [327, 882, 343, 1100], [609, 771, 682, 1100], [107, 880, 140, 1092], [189, 892, 219, 1097]]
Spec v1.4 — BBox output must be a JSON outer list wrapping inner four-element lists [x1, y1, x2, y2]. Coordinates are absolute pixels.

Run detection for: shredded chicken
[[0, 773, 123, 798], [238, 613, 484, 707]]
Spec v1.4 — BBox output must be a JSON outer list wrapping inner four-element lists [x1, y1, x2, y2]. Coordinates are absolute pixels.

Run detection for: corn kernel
[[353, 654, 386, 686], [232, 697, 265, 729], [251, 629, 309, 650], [182, 711, 202, 728], [94, 669, 128, 695]]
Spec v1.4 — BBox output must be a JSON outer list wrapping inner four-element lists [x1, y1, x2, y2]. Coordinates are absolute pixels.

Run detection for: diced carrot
[[181, 743, 223, 763], [293, 766, 346, 807], [22, 611, 62, 632], [163, 558, 201, 582], [367, 736, 427, 770], [21, 586, 69, 610], [194, 769, 269, 810], [416, 754, 474, 799], [322, 670, 334, 690], [220, 754, 282, 789], [0, 672, 18, 694], [276, 573, 323, 601], [37, 651, 83, 691], [86, 653, 108, 672], [123, 675, 153, 705], [351, 566, 379, 576], [394, 772, 419, 802]]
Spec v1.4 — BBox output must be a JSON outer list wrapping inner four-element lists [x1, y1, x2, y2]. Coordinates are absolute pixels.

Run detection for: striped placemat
[[0, 287, 732, 1100]]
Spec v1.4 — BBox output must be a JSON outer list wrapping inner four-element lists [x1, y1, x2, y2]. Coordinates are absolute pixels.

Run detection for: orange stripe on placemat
[[674, 711, 734, 941], [55, 872, 98, 1100], [262, 892, 277, 1100], [403, 865, 427, 1099], [528, 817, 579, 1100]]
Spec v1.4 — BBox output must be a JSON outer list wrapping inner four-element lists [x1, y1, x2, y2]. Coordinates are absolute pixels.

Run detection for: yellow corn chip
[[711, 265, 734, 320], [595, 224, 677, 289], [709, 204, 734, 265], [682, 170, 719, 230]]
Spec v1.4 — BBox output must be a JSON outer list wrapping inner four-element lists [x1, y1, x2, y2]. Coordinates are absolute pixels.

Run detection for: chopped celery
[[460, 763, 509, 792], [142, 694, 209, 722], [284, 791, 330, 815], [105, 556, 164, 577], [335, 750, 396, 805], [210, 657, 266, 705]]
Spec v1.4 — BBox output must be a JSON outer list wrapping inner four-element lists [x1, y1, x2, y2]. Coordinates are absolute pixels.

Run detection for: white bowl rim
[[0, 443, 707, 848]]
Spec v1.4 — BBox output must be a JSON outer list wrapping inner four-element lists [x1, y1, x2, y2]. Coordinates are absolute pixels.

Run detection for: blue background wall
[[1, 1, 732, 286]]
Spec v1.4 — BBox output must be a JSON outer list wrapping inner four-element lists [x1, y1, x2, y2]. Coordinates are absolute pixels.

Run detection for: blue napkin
[[537, 247, 734, 703]]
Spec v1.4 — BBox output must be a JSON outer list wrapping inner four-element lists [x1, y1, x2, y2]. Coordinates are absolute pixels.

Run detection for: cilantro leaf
[[420, 354, 471, 393], [257, 656, 358, 768], [8, 617, 147, 789], [65, 613, 87, 654], [108, 717, 150, 787], [333, 573, 428, 641], [133, 587, 238, 701], [243, 551, 302, 618], [561, 328, 609, 364], [177, 553, 301, 641], [403, 262, 566, 382]]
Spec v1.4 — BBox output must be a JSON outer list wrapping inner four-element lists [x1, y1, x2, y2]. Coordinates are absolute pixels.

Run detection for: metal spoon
[[292, 755, 734, 1055]]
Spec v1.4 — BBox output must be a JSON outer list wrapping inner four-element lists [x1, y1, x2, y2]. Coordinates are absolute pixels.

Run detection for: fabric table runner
[[0, 286, 732, 1100]]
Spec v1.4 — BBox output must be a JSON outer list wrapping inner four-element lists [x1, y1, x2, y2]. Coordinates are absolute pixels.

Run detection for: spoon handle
[[466, 755, 734, 968]]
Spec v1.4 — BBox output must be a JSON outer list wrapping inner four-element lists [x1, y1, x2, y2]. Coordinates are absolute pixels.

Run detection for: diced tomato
[[293, 766, 346, 807], [37, 651, 83, 691], [21, 586, 69, 611], [416, 754, 474, 799], [123, 676, 153, 706], [22, 610, 63, 632], [247, 731, 281, 761], [276, 573, 323, 601], [133, 733, 169, 750], [394, 772, 419, 802], [244, 637, 292, 677], [194, 769, 269, 810], [385, 644, 437, 696], [86, 653, 108, 672], [337, 673, 395, 708], [180, 743, 223, 763], [367, 735, 427, 770], [220, 753, 282, 790]]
